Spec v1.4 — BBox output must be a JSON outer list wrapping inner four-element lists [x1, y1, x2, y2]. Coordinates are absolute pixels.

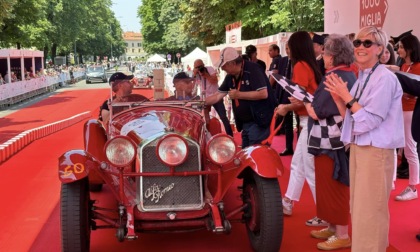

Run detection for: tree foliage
[[0, 0, 17, 26], [139, 0, 324, 52], [0, 0, 126, 63]]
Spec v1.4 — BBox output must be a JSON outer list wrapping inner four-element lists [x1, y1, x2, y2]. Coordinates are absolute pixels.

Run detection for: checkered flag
[[308, 115, 344, 150], [270, 73, 314, 103]]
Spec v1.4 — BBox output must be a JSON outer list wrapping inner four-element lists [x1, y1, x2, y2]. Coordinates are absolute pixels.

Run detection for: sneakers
[[306, 216, 328, 227], [395, 186, 418, 201], [282, 198, 293, 216], [311, 228, 335, 239], [317, 235, 351, 250]]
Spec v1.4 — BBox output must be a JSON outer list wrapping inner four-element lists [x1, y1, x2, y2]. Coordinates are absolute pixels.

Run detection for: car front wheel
[[242, 172, 283, 252], [60, 178, 91, 252]]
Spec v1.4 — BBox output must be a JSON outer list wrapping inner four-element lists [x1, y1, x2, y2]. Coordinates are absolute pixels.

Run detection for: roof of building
[[123, 31, 143, 41]]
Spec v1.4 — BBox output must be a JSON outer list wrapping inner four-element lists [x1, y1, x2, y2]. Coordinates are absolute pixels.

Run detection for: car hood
[[109, 106, 205, 144], [87, 72, 104, 77]]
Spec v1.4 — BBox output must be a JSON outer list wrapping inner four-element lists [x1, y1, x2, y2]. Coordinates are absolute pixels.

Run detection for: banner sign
[[360, 0, 388, 28], [225, 21, 242, 44]]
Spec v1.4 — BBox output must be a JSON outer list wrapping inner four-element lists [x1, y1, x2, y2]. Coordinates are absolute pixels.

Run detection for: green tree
[[139, 0, 165, 53], [269, 0, 324, 32], [0, 0, 17, 26], [181, 0, 324, 46], [0, 0, 47, 48]]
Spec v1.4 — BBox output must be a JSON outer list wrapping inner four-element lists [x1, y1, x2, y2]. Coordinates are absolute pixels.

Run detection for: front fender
[[58, 150, 101, 184], [212, 145, 284, 202], [237, 145, 284, 178]]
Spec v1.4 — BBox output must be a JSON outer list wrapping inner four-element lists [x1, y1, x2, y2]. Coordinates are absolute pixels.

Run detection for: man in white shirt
[[193, 59, 233, 136]]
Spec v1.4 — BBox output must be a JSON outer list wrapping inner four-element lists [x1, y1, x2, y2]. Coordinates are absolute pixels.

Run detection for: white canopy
[[182, 47, 209, 68], [146, 54, 166, 62]]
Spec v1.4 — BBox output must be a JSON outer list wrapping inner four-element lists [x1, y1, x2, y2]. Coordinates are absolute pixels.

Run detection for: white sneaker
[[282, 198, 293, 216], [306, 216, 329, 227], [395, 186, 418, 201]]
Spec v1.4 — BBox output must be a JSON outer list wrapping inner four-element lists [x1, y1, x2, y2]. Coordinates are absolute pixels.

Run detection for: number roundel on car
[[104, 136, 137, 167], [206, 134, 236, 165], [156, 134, 188, 166]]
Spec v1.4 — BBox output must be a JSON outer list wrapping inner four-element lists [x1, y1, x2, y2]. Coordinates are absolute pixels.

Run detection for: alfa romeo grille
[[138, 137, 203, 212]]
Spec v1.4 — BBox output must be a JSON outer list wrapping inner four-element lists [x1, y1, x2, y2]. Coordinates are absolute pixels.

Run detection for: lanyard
[[404, 62, 413, 73], [232, 60, 244, 107], [354, 62, 379, 101]]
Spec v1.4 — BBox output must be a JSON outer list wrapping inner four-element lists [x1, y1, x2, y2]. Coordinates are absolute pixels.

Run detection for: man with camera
[[194, 59, 233, 136]]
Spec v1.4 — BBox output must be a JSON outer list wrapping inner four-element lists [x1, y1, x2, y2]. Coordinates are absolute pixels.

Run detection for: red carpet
[[0, 87, 417, 251]]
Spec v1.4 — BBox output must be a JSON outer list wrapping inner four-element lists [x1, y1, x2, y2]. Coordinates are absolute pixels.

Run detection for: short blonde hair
[[356, 26, 388, 58]]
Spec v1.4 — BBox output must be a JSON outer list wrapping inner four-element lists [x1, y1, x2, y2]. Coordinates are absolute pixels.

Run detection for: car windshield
[[87, 66, 104, 72]]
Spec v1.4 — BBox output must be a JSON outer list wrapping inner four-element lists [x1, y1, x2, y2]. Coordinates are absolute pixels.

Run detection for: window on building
[[132, 49, 134, 53], [137, 43, 141, 47], [132, 43, 134, 47], [138, 49, 141, 53], [125, 43, 128, 47]]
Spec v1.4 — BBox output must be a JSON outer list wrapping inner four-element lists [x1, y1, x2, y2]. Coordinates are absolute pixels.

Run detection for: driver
[[99, 72, 134, 124]]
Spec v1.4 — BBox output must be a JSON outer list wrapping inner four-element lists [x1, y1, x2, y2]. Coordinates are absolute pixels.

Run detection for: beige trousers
[[349, 144, 394, 252]]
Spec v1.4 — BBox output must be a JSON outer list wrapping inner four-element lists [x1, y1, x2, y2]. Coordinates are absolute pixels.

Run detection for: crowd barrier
[[0, 70, 85, 107], [0, 111, 92, 164]]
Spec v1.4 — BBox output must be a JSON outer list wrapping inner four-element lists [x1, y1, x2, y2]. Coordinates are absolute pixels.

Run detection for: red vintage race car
[[58, 87, 285, 251]]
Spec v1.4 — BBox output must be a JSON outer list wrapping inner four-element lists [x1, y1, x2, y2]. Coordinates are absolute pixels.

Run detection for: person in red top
[[395, 34, 420, 201], [276, 31, 324, 226]]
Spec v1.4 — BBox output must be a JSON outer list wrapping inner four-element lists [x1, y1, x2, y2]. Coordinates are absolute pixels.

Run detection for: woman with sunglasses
[[324, 26, 405, 251], [394, 34, 420, 201]]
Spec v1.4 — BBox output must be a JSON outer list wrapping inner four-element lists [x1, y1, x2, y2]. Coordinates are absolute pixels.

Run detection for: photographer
[[194, 59, 233, 136]]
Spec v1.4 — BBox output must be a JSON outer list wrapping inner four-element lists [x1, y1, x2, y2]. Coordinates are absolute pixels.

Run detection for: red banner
[[360, 0, 388, 29]]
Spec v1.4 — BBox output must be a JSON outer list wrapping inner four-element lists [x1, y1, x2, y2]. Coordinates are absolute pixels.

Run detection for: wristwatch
[[346, 98, 357, 109]]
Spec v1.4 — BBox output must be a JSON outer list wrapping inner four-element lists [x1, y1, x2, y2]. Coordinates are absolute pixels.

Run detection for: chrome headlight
[[105, 136, 136, 167], [207, 134, 237, 165], [157, 134, 188, 166]]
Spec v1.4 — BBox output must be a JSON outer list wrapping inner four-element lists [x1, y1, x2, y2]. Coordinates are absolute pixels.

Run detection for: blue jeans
[[241, 121, 270, 148], [213, 100, 233, 136]]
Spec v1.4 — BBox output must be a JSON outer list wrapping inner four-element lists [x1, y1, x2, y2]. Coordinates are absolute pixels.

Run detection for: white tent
[[146, 54, 166, 62], [182, 47, 209, 68]]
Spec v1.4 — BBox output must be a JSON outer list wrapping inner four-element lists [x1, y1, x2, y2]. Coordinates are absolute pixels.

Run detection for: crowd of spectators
[[202, 26, 420, 251], [0, 64, 86, 85]]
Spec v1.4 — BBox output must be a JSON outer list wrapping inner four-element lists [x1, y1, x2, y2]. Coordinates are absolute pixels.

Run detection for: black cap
[[173, 72, 193, 82], [312, 33, 324, 45], [245, 45, 257, 55], [391, 30, 413, 44], [109, 72, 134, 84]]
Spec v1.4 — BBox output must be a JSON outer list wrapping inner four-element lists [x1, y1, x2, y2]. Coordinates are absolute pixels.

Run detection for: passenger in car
[[99, 72, 134, 124], [166, 72, 198, 100]]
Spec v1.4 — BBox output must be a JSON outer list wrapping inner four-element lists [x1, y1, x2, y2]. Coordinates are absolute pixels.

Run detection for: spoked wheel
[[60, 178, 91, 252], [242, 172, 283, 252]]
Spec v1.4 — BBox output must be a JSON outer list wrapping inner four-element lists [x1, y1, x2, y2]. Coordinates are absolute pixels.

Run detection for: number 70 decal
[[63, 163, 85, 177]]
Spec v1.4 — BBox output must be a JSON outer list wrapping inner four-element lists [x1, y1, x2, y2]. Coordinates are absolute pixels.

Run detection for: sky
[[111, 0, 142, 32]]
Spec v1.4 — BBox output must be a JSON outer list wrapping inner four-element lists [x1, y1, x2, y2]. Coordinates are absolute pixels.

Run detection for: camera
[[198, 65, 206, 73]]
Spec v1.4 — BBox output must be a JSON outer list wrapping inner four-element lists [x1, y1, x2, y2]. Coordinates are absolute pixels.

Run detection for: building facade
[[121, 31, 146, 61]]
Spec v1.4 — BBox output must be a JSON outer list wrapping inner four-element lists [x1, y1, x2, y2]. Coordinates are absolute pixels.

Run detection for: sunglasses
[[353, 39, 379, 48]]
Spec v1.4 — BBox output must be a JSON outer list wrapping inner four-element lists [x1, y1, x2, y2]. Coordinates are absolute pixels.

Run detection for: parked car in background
[[86, 65, 107, 83], [58, 81, 285, 252]]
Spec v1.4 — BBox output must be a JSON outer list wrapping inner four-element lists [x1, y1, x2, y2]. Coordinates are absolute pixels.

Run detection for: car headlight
[[157, 134, 188, 166], [207, 134, 236, 165], [105, 136, 136, 167]]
